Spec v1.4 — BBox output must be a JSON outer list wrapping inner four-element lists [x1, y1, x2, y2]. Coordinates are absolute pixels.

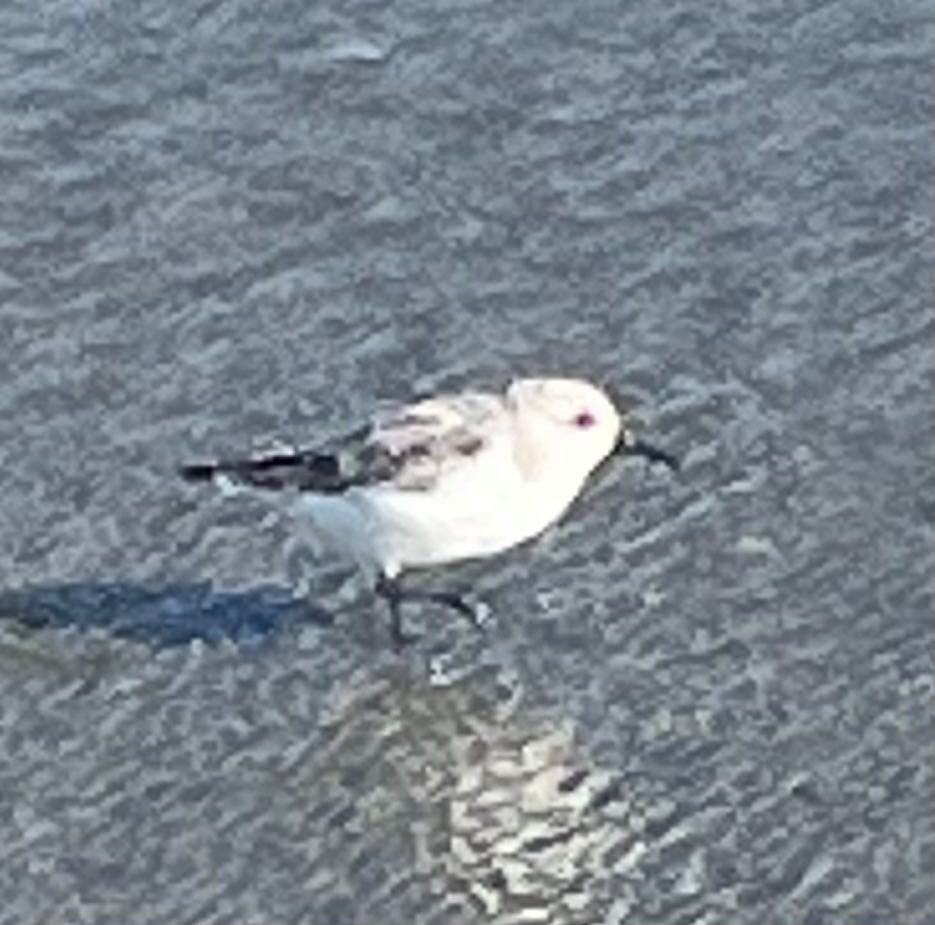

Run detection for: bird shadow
[[0, 581, 334, 650]]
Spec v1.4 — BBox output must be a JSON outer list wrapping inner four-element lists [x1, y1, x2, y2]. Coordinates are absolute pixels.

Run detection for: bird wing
[[179, 391, 508, 494], [341, 391, 506, 491]]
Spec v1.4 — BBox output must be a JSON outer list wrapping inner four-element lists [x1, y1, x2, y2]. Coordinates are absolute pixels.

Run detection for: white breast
[[354, 462, 587, 575]]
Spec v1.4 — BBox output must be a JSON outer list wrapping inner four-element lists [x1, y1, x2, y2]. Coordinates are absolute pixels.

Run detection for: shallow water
[[1, 0, 933, 921]]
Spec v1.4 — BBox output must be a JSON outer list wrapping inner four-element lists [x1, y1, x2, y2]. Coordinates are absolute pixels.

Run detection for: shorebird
[[180, 377, 678, 644]]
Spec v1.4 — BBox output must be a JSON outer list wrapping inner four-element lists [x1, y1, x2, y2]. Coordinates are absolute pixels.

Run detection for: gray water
[[1, 1, 933, 922]]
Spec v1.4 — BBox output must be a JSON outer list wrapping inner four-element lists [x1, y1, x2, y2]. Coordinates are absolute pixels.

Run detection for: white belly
[[354, 475, 580, 574]]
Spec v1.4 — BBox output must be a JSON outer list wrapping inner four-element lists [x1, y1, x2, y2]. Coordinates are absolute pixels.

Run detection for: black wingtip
[[179, 463, 218, 483]]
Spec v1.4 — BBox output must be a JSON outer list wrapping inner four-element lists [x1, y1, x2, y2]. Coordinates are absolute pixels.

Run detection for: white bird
[[180, 377, 678, 644]]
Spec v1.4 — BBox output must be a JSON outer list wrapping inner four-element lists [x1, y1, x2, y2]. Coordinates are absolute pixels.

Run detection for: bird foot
[[374, 575, 486, 648]]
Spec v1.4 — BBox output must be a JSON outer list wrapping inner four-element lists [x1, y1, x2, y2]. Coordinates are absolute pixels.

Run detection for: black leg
[[374, 574, 418, 647], [421, 589, 483, 628], [374, 574, 484, 647]]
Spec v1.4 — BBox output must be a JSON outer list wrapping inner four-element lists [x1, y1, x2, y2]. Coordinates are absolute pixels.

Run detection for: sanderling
[[180, 377, 678, 645]]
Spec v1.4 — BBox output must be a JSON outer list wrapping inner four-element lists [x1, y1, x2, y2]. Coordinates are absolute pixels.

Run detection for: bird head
[[507, 377, 679, 481]]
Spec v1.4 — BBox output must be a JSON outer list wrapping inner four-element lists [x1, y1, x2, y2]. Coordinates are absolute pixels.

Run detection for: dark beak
[[614, 431, 680, 472]]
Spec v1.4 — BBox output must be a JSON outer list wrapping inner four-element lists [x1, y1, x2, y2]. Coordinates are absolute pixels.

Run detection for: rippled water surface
[[1, 1, 933, 922]]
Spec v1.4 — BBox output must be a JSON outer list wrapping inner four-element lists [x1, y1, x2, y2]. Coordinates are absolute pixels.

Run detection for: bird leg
[[374, 574, 483, 647]]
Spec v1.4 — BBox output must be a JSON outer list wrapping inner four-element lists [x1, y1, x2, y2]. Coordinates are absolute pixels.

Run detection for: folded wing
[[179, 391, 506, 494]]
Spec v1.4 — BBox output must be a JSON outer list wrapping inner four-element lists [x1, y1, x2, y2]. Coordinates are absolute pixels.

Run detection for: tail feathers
[[179, 451, 346, 492], [179, 463, 219, 483]]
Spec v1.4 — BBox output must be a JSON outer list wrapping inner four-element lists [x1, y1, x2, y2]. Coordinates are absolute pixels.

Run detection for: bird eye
[[574, 411, 596, 429]]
